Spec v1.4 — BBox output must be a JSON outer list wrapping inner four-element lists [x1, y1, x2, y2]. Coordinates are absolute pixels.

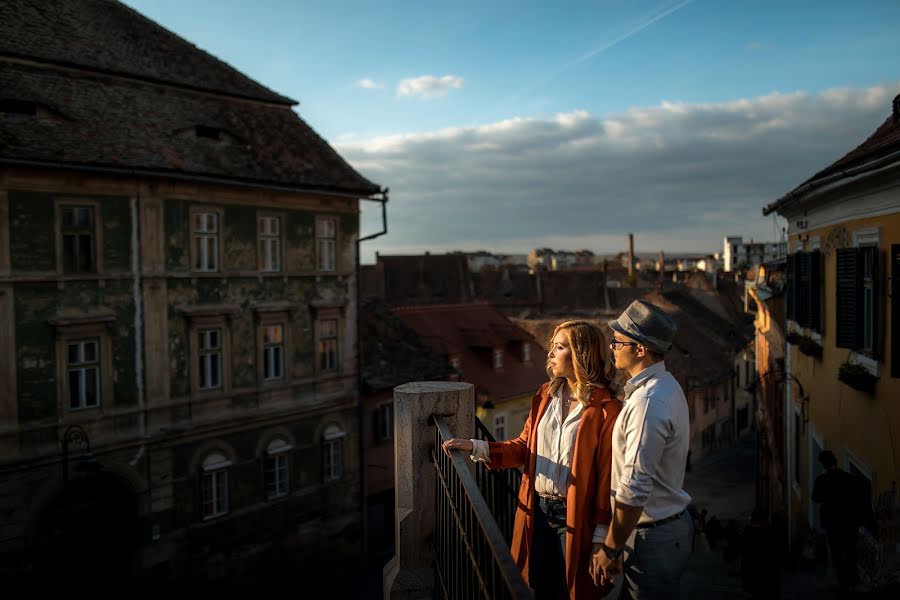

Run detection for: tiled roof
[[360, 300, 454, 392], [392, 304, 548, 403], [0, 61, 380, 195], [0, 0, 292, 104], [765, 94, 900, 215]]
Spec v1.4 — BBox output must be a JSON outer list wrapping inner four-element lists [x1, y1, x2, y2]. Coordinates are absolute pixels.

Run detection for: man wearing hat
[[590, 300, 693, 599]]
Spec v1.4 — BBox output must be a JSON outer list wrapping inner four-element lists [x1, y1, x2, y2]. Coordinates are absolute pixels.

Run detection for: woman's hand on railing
[[442, 438, 474, 455]]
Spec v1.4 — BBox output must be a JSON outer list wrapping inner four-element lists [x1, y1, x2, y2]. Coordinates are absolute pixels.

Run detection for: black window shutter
[[868, 246, 884, 362], [786, 253, 797, 321], [797, 252, 811, 328], [809, 250, 822, 333], [835, 247, 860, 349], [892, 244, 900, 378]]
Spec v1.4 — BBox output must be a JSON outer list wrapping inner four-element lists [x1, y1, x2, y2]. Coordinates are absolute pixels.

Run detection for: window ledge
[[849, 352, 879, 377], [177, 304, 239, 317]]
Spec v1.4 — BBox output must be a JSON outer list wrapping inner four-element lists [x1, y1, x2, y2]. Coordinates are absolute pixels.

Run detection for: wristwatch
[[598, 542, 623, 560]]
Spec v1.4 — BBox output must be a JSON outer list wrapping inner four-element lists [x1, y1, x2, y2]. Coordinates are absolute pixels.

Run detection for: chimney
[[658, 250, 665, 272], [894, 94, 900, 125], [628, 233, 635, 276]]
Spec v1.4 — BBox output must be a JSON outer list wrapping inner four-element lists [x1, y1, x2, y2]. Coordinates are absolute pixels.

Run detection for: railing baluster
[[431, 414, 533, 600]]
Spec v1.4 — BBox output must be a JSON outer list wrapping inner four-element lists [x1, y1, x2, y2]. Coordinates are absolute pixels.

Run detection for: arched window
[[264, 437, 292, 499], [201, 452, 231, 519], [322, 424, 346, 482]]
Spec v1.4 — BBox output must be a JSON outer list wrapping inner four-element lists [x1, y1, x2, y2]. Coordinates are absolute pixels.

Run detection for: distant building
[[359, 300, 452, 551], [0, 0, 383, 580], [391, 304, 547, 438], [723, 236, 786, 272]]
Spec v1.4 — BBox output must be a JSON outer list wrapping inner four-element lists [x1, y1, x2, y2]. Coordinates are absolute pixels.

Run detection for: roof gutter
[[0, 157, 384, 201], [763, 148, 900, 216]]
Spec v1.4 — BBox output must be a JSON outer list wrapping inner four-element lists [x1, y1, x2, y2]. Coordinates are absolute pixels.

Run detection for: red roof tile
[[392, 304, 548, 403]]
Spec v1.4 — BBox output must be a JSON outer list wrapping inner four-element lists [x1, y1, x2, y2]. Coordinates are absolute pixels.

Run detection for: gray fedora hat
[[609, 300, 677, 354]]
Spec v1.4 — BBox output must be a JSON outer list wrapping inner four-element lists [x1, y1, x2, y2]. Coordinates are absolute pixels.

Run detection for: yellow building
[[764, 94, 900, 568]]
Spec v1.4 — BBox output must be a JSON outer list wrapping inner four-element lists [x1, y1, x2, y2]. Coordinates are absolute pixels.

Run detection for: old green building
[[0, 0, 385, 580]]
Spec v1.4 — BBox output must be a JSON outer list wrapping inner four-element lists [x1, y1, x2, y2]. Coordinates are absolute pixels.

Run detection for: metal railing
[[474, 418, 523, 545], [432, 415, 533, 600]]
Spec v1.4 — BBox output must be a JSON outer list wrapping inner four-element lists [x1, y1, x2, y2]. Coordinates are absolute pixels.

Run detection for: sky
[[125, 0, 900, 263]]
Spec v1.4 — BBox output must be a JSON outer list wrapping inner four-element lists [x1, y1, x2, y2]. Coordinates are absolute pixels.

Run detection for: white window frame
[[316, 216, 337, 272], [263, 438, 292, 500], [317, 318, 339, 373], [522, 342, 531, 363], [850, 228, 881, 374], [192, 210, 220, 272], [66, 338, 101, 410], [258, 215, 282, 273], [59, 204, 97, 274], [808, 427, 825, 531], [493, 413, 506, 440], [323, 424, 345, 482], [262, 323, 285, 381], [198, 327, 223, 390], [493, 347, 504, 370], [201, 453, 231, 520]]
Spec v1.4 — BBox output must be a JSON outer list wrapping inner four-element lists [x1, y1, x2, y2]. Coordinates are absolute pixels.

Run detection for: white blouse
[[470, 386, 607, 542]]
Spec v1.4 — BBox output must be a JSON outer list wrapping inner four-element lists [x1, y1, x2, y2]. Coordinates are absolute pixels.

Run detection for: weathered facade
[[0, 0, 383, 580], [763, 93, 900, 579]]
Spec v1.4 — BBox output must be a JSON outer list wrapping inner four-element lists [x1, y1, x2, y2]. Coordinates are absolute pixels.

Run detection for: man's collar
[[623, 361, 667, 400]]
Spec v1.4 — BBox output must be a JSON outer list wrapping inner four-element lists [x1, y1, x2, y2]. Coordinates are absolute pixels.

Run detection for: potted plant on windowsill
[[837, 361, 877, 394], [787, 332, 824, 359]]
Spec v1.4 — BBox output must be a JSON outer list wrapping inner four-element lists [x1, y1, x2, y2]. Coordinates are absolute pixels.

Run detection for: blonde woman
[[443, 321, 622, 599]]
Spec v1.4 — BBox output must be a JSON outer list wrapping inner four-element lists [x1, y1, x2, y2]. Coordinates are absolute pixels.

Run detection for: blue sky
[[126, 0, 900, 261]]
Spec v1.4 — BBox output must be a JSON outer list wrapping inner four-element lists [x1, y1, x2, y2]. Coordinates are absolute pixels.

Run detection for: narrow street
[[681, 434, 757, 599]]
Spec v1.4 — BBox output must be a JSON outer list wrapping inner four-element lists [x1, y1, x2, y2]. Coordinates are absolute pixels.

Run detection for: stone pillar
[[383, 381, 474, 600]]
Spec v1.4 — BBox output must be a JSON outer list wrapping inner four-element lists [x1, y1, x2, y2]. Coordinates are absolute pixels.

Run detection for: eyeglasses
[[609, 340, 638, 351]]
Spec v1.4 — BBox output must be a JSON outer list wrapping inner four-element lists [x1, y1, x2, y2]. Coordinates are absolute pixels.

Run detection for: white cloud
[[342, 83, 900, 262], [397, 75, 464, 99], [356, 78, 384, 90]]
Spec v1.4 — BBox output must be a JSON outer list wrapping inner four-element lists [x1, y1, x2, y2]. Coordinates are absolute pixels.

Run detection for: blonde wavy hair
[[546, 320, 614, 406]]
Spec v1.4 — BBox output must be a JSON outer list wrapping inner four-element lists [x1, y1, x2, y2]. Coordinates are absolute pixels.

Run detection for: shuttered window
[[892, 245, 899, 378], [836, 246, 882, 358], [786, 250, 822, 332], [786, 253, 796, 321]]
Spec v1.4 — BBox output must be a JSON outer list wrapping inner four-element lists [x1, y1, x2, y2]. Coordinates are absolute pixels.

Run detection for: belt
[[536, 492, 566, 504], [634, 510, 685, 529]]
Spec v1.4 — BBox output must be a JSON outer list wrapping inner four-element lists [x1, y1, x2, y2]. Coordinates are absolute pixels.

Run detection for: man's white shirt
[[611, 361, 691, 524]]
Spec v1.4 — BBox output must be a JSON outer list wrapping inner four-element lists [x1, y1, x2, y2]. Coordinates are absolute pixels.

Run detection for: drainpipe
[[784, 331, 792, 552], [129, 195, 146, 467], [356, 188, 389, 560]]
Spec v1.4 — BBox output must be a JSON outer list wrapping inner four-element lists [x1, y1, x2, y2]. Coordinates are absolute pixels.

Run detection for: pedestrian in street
[[811, 450, 863, 592], [443, 320, 622, 599], [592, 300, 694, 600]]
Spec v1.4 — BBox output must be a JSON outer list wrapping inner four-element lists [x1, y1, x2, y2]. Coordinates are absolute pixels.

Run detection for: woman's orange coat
[[487, 383, 622, 600]]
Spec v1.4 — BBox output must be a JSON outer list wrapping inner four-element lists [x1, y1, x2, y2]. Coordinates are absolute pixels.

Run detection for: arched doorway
[[31, 472, 141, 579]]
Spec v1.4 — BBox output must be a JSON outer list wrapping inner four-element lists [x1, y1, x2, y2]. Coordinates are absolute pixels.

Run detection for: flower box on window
[[786, 332, 823, 359], [837, 361, 877, 394]]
